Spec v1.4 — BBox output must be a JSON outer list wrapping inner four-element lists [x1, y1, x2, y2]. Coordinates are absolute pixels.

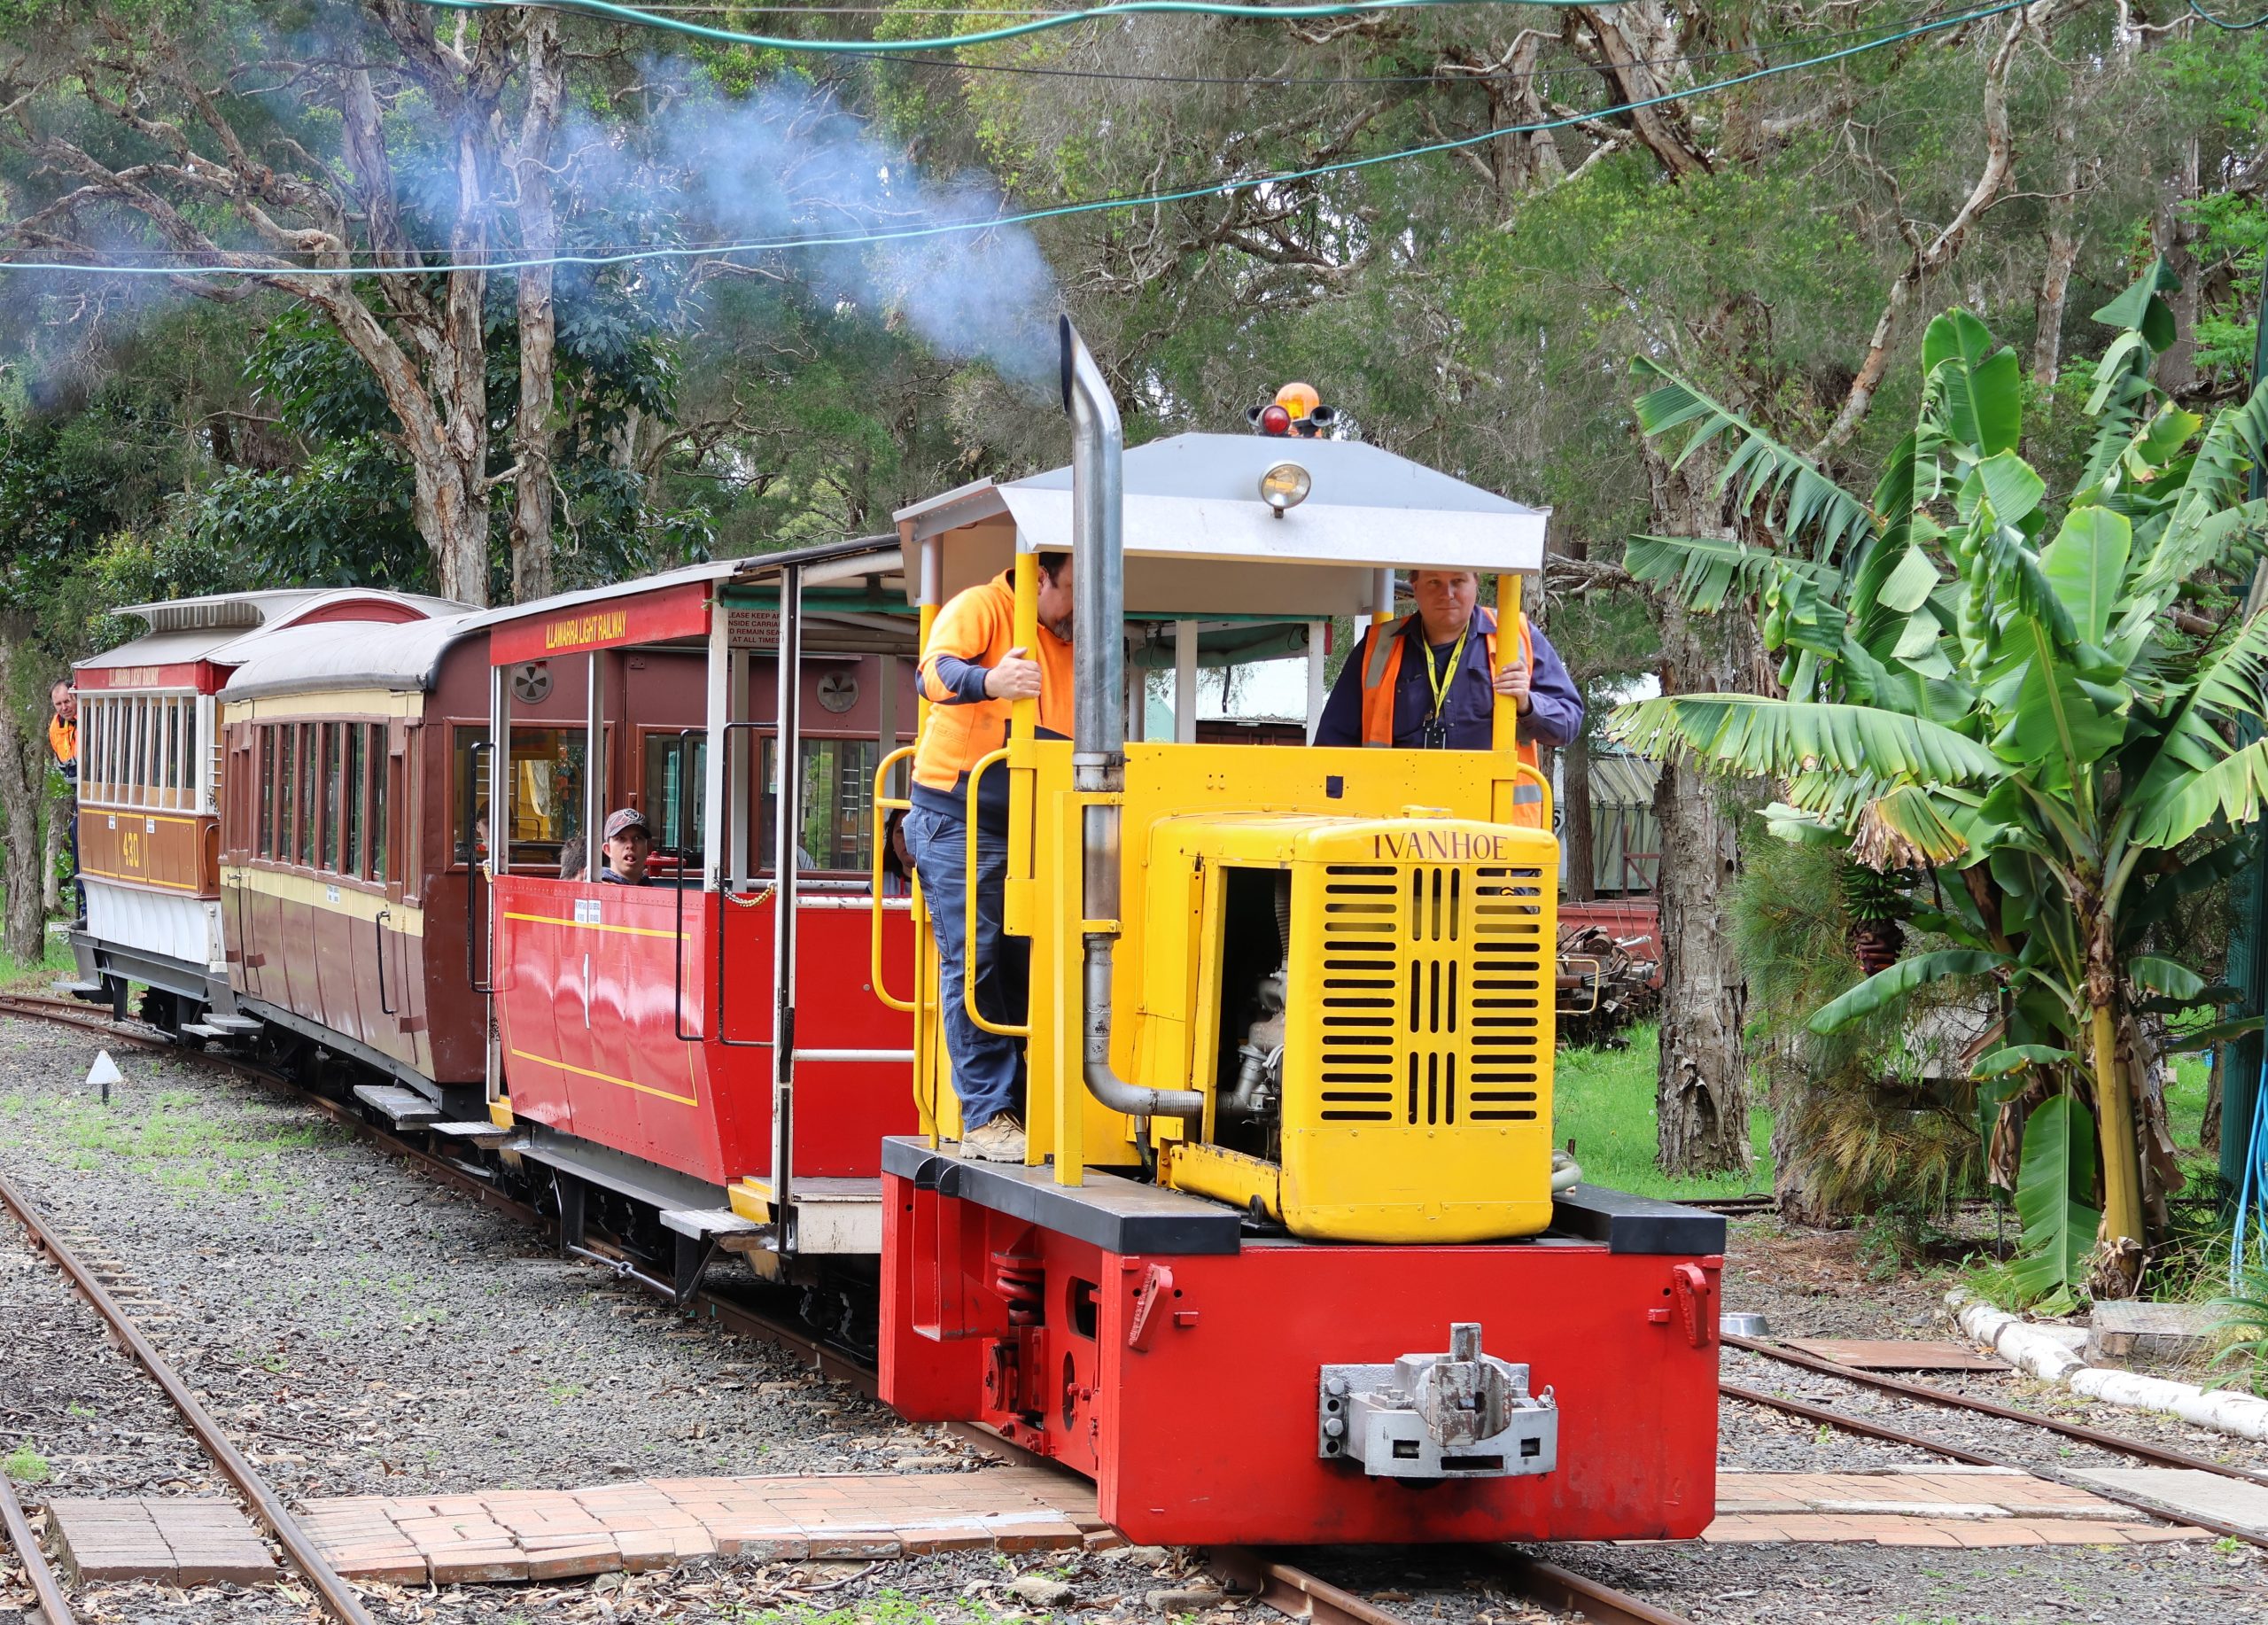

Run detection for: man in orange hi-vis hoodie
[[902, 552, 1075, 1164], [50, 678, 81, 924]]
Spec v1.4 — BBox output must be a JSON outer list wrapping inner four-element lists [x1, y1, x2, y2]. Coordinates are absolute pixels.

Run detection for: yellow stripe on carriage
[[507, 1047, 700, 1108], [501, 911, 685, 940]]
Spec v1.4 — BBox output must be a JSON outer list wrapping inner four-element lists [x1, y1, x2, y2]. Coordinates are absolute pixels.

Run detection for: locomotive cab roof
[[893, 430, 1549, 619]]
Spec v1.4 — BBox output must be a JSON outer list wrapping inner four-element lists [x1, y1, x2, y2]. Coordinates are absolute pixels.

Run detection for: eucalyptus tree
[[1610, 266, 2268, 1294], [0, 1, 633, 603]]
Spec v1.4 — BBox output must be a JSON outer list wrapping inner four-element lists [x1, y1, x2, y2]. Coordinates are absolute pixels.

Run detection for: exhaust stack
[[1060, 316, 1204, 1130]]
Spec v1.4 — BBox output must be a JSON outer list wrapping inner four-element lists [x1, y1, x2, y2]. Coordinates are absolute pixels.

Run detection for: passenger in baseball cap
[[598, 807, 652, 886]]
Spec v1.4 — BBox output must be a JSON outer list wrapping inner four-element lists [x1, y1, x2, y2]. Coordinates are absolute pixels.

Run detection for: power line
[[2184, 0, 2268, 25], [859, 4, 1954, 85], [0, 0, 2030, 282], [426, 0, 1570, 55]]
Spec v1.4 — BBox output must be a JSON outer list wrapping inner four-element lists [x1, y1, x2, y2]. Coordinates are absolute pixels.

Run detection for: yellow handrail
[[1515, 759, 1555, 834], [962, 748, 1030, 1038], [868, 744, 918, 1014]]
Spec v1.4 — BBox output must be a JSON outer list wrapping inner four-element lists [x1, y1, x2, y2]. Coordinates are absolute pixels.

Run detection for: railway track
[[12, 990, 2258, 1614], [0, 1164, 378, 1625], [1724, 1333, 2268, 1553], [0, 992, 1689, 1625]]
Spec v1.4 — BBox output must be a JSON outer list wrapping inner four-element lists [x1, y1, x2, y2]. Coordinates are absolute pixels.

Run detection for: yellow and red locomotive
[[62, 323, 1722, 1548]]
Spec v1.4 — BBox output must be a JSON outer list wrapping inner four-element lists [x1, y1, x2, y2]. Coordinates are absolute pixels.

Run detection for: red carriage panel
[[493, 876, 919, 1187]]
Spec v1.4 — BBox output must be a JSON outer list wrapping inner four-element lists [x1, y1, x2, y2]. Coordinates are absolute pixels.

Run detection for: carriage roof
[[78, 588, 477, 692]]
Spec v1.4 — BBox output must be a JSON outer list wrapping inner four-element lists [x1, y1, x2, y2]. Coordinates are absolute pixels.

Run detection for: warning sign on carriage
[[727, 610, 781, 649]]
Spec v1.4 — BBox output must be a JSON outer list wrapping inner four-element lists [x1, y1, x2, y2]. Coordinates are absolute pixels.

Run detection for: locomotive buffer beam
[[1318, 1322, 1558, 1479]]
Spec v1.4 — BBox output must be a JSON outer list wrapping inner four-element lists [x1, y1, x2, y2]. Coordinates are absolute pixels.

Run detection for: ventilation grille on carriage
[[1317, 863, 1546, 1126]]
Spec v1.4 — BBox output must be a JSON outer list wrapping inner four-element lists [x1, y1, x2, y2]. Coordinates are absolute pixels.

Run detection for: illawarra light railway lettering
[[1371, 828, 1516, 862], [545, 610, 630, 651]]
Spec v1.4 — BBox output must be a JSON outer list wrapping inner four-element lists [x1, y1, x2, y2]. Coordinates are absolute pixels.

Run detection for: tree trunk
[[2088, 1002, 2146, 1294], [2031, 112, 2082, 387], [41, 788, 64, 914], [1645, 447, 1755, 1178], [2153, 136, 2202, 399], [1564, 726, 1596, 901], [0, 639, 53, 965], [509, 11, 564, 605]]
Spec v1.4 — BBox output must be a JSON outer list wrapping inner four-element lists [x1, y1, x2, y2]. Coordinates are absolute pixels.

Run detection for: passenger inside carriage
[[597, 807, 652, 886]]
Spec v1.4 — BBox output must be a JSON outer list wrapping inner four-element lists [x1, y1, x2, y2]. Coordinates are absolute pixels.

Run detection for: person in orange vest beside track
[[50, 678, 82, 925], [1313, 570, 1582, 815], [902, 551, 1076, 1165]]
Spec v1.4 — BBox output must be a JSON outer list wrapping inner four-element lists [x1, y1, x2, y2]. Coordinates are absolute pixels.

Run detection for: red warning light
[[1260, 403, 1292, 436]]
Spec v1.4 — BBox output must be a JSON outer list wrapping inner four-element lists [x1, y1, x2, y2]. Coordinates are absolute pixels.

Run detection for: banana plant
[[1608, 261, 2268, 1295]]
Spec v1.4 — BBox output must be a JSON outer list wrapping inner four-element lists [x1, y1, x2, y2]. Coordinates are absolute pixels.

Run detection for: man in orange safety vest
[[1313, 570, 1582, 823]]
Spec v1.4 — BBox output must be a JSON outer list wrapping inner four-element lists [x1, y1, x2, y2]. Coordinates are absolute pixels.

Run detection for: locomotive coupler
[[1317, 1322, 1557, 1479]]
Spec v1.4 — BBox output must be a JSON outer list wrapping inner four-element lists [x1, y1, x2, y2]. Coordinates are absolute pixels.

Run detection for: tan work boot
[[960, 1114, 1027, 1163]]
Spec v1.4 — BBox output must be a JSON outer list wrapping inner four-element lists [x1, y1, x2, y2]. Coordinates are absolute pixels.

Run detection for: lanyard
[[1418, 622, 1471, 723]]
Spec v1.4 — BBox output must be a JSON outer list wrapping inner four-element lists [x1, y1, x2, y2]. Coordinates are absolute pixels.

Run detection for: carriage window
[[162, 699, 178, 804], [346, 725, 368, 878], [258, 727, 276, 857], [372, 730, 392, 883], [322, 723, 343, 873], [296, 722, 317, 866], [757, 736, 878, 874], [454, 724, 592, 870], [185, 701, 202, 809], [277, 726, 297, 861], [642, 732, 707, 858]]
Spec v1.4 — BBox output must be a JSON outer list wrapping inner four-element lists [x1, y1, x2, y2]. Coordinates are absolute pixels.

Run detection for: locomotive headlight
[[1260, 461, 1311, 516]]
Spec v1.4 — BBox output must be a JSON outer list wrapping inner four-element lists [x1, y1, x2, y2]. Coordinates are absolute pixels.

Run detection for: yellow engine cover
[[1278, 818, 1558, 1242]]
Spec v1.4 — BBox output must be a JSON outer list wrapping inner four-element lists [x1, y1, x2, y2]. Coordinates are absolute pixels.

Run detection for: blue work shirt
[[1313, 616, 1584, 750]]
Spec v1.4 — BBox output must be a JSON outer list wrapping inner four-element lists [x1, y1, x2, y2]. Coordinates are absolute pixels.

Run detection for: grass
[[1555, 1023, 1774, 1201], [0, 930, 74, 992], [4, 1443, 50, 1485]]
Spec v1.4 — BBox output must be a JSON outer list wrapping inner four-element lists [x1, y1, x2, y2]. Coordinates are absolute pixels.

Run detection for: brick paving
[[56, 1466, 2198, 1592], [296, 1467, 1110, 1584], [49, 1497, 278, 1586], [1697, 1470, 2210, 1547]]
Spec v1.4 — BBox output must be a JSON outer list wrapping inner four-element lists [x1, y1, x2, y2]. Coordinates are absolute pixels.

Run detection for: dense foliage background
[[0, 0, 2261, 1176]]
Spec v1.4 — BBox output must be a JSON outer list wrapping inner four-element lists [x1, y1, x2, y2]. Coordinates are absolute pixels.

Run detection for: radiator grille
[[1317, 863, 1546, 1126]]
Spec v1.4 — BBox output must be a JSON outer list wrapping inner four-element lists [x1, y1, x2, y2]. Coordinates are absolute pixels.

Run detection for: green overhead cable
[[0, 0, 2031, 282], [2186, 0, 2268, 26], [428, 0, 1566, 54]]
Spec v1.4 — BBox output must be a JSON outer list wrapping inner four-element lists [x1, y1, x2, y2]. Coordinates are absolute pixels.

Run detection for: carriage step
[[660, 1208, 768, 1239], [352, 1084, 443, 1127], [180, 1023, 239, 1040], [430, 1120, 511, 1147], [50, 980, 106, 1002], [199, 1014, 262, 1034]]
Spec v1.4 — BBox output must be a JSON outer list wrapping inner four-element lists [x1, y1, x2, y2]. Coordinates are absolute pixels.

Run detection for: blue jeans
[[905, 805, 1026, 1130]]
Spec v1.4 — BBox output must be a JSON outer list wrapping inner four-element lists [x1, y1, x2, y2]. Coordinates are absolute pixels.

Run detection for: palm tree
[[1608, 263, 2268, 1295]]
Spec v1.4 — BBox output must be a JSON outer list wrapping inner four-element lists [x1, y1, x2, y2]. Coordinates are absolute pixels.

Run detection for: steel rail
[[0, 999, 905, 1405], [1723, 1380, 2268, 1553], [0, 1169, 379, 1625], [0, 1470, 77, 1625], [1490, 1551, 1697, 1625], [1726, 1333, 2268, 1488], [1209, 1551, 1408, 1625]]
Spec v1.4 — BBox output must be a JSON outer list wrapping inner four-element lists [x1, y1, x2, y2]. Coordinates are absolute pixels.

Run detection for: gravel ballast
[[7, 1017, 2268, 1622]]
